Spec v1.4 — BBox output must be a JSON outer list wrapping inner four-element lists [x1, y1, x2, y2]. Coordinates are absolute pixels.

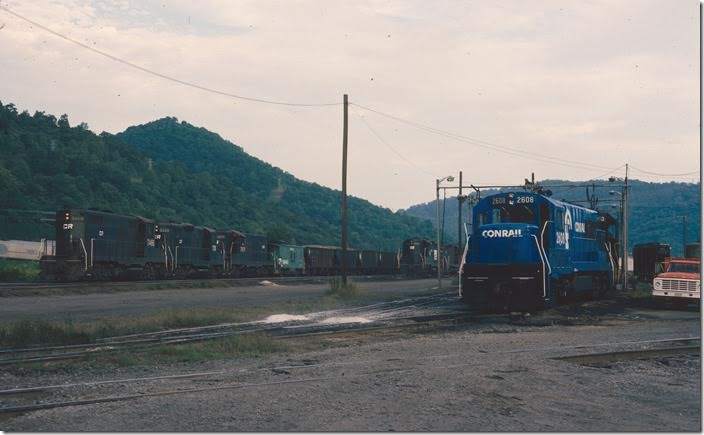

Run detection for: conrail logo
[[481, 229, 522, 238]]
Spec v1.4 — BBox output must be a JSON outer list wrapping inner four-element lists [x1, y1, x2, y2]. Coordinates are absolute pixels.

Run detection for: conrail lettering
[[481, 229, 523, 238]]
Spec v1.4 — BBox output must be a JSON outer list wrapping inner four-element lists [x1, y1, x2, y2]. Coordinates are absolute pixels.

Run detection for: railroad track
[[0, 291, 464, 366], [0, 274, 428, 292], [0, 335, 698, 415]]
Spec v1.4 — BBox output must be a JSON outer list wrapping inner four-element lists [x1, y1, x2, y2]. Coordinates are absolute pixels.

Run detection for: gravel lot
[[1, 298, 699, 432]]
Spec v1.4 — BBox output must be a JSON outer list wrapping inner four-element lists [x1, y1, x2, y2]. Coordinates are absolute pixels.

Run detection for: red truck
[[652, 257, 700, 301]]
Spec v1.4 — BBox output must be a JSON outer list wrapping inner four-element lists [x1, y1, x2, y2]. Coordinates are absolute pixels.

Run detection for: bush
[[326, 276, 361, 298], [0, 259, 40, 281]]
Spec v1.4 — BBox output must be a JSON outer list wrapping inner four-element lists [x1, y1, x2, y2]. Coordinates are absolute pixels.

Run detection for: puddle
[[317, 316, 372, 325], [261, 314, 309, 323]]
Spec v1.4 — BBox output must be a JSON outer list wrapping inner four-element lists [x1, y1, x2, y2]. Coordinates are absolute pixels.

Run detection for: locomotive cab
[[39, 209, 86, 280], [461, 191, 617, 312], [461, 192, 551, 311]]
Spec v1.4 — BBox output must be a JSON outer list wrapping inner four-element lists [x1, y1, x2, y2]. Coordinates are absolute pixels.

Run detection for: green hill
[[0, 101, 433, 250], [404, 179, 701, 256]]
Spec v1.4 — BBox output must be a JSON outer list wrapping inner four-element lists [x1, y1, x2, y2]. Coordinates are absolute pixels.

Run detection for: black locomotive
[[39, 208, 402, 281]]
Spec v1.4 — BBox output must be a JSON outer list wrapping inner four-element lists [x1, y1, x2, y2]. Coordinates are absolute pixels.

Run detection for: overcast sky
[[0, 0, 699, 210]]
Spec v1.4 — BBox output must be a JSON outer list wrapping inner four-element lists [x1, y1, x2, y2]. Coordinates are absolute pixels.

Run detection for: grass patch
[[9, 333, 288, 374], [623, 282, 655, 299], [0, 284, 439, 349], [0, 319, 91, 347], [0, 307, 259, 348], [0, 259, 40, 281], [326, 276, 364, 298], [90, 333, 287, 367]]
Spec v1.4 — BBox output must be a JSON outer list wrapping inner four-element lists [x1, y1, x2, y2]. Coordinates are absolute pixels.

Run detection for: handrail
[[167, 245, 174, 272], [605, 242, 616, 284], [79, 239, 88, 272], [532, 235, 547, 298], [458, 230, 471, 298], [539, 220, 552, 275]]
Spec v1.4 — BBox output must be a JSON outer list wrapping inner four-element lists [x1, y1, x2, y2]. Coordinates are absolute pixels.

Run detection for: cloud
[[0, 0, 698, 210]]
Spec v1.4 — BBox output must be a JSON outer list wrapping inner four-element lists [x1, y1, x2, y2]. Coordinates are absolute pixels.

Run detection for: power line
[[629, 165, 699, 177], [356, 113, 437, 178], [351, 102, 618, 173], [352, 102, 699, 179], [0, 5, 341, 108], [585, 164, 627, 181]]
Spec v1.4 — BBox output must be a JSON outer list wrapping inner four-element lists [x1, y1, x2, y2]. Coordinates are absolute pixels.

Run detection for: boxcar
[[460, 191, 618, 312], [633, 243, 671, 283], [270, 242, 305, 275]]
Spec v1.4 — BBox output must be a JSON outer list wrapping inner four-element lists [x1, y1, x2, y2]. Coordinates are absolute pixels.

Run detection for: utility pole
[[458, 171, 463, 255], [340, 94, 349, 285], [622, 164, 628, 290], [436, 178, 441, 290], [435, 175, 454, 289]]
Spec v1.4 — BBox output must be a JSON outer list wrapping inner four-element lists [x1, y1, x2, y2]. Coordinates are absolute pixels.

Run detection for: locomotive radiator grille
[[659, 279, 699, 292]]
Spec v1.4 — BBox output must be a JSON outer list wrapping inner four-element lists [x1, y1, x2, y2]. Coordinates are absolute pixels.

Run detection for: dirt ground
[[1, 295, 700, 432], [0, 278, 441, 322]]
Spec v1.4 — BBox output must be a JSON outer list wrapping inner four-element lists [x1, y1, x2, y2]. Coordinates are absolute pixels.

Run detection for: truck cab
[[652, 257, 700, 301]]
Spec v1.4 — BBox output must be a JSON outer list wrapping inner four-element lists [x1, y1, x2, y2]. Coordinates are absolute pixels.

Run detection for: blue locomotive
[[459, 191, 619, 312]]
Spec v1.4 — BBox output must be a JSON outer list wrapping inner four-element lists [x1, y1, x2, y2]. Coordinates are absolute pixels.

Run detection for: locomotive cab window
[[479, 212, 489, 226], [491, 204, 535, 224]]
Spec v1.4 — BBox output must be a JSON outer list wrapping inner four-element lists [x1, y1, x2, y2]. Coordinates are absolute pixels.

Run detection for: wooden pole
[[436, 178, 441, 289], [341, 94, 349, 284], [458, 171, 463, 256], [623, 163, 628, 290]]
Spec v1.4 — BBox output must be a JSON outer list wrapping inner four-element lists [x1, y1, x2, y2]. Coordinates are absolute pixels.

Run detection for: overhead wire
[[350, 102, 618, 173], [3, 5, 698, 181], [353, 102, 699, 180], [0, 5, 341, 108], [629, 166, 699, 177], [356, 113, 437, 178]]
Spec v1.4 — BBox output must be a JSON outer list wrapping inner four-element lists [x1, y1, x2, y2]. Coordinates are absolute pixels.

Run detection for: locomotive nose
[[476, 223, 541, 264]]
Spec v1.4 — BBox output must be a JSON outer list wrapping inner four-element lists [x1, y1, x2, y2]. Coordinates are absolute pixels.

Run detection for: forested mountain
[[404, 179, 701, 256], [0, 102, 432, 250]]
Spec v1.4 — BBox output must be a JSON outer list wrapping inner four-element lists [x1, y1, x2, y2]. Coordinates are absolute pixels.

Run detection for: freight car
[[303, 245, 340, 275], [359, 250, 380, 274], [270, 242, 305, 275], [633, 243, 671, 283], [400, 238, 437, 277], [460, 191, 618, 312], [379, 251, 399, 274]]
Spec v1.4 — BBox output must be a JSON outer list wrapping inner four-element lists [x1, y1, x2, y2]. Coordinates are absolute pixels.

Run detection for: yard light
[[436, 174, 456, 289]]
